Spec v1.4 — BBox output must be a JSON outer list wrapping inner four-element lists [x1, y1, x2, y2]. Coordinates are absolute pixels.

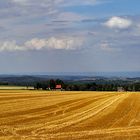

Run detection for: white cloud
[[11, 0, 29, 5], [104, 17, 132, 29], [54, 12, 85, 22], [25, 38, 46, 50], [0, 37, 84, 52], [12, 0, 27, 3], [0, 41, 24, 52], [47, 37, 84, 50], [11, 0, 99, 6], [25, 37, 84, 50], [100, 42, 121, 52], [60, 0, 98, 6], [132, 23, 140, 36]]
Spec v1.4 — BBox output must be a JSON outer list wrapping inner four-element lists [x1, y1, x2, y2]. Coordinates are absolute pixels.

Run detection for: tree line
[[34, 79, 65, 90], [34, 79, 140, 91]]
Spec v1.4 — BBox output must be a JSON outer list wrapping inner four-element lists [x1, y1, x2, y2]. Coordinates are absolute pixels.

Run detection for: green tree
[[49, 79, 56, 89]]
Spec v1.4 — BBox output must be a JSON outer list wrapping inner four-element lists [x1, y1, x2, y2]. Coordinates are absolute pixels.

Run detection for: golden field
[[0, 90, 140, 140]]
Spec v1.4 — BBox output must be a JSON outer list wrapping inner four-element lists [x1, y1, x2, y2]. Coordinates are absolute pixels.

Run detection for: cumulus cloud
[[25, 38, 47, 50], [25, 37, 84, 50], [104, 17, 132, 29], [47, 37, 84, 50], [0, 41, 24, 52], [0, 37, 84, 52]]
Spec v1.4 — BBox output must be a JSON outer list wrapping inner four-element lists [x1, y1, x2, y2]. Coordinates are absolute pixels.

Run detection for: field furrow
[[0, 90, 140, 139]]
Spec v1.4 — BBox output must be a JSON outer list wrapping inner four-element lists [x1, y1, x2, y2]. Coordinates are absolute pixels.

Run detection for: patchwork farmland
[[0, 90, 140, 139]]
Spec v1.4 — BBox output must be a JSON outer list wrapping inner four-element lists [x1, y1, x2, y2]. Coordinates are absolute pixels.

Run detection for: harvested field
[[0, 90, 140, 139], [0, 86, 34, 90]]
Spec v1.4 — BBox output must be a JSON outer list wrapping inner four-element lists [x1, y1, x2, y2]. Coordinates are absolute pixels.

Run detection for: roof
[[56, 85, 62, 89]]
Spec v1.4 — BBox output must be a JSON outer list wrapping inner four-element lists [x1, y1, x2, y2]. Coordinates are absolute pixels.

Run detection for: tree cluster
[[34, 79, 140, 91], [34, 79, 65, 90]]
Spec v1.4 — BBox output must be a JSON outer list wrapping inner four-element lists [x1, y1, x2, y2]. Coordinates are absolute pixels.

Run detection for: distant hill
[[0, 74, 139, 86], [2, 71, 140, 77]]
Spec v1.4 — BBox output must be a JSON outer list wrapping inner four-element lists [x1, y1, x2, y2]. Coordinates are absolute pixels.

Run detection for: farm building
[[55, 85, 62, 91]]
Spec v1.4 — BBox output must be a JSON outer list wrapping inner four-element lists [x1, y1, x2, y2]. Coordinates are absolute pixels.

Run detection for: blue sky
[[0, 0, 140, 74]]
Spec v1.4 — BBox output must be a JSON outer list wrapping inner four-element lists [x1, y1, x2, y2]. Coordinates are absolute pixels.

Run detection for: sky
[[0, 0, 140, 74]]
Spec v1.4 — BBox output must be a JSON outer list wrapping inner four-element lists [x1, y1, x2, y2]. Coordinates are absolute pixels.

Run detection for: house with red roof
[[55, 85, 62, 91]]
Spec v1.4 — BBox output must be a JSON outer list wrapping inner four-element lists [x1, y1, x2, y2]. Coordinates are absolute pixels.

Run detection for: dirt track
[[0, 90, 140, 140]]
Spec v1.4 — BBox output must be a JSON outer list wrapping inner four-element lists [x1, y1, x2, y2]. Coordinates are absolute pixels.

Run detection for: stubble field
[[0, 90, 140, 140]]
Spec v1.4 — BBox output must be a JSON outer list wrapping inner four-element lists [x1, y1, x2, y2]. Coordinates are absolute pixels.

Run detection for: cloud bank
[[0, 37, 84, 52]]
